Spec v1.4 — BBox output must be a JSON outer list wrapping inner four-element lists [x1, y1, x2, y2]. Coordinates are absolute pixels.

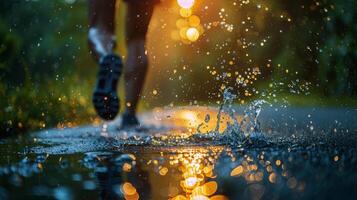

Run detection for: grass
[[0, 75, 98, 137]]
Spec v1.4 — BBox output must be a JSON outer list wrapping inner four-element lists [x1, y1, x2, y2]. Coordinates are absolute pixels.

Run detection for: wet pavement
[[0, 106, 357, 200]]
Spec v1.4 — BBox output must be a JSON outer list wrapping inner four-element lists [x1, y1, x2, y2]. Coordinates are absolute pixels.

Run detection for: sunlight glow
[[177, 0, 195, 9], [181, 111, 197, 122], [186, 27, 200, 42], [185, 176, 198, 188], [175, 0, 202, 43], [180, 110, 199, 127]]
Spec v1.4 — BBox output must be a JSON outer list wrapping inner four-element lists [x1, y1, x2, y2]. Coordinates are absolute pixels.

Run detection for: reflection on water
[[169, 147, 226, 200], [1, 142, 356, 199], [0, 106, 357, 199], [146, 107, 236, 135], [78, 147, 229, 200]]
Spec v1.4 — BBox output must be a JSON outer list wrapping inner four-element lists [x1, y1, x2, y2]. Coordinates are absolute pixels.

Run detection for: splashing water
[[239, 99, 267, 137], [191, 87, 268, 146]]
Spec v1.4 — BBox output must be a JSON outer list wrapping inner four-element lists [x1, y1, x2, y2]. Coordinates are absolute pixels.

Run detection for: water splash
[[240, 99, 267, 137], [193, 87, 268, 146], [222, 91, 267, 144]]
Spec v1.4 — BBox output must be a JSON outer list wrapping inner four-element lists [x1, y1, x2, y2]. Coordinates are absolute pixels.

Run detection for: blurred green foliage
[[0, 1, 96, 135], [0, 0, 356, 136]]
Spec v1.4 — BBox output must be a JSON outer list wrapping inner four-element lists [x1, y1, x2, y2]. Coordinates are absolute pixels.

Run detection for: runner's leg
[[124, 3, 154, 115]]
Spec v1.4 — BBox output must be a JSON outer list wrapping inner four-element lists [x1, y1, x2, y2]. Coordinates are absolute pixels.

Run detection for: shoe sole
[[92, 54, 122, 120]]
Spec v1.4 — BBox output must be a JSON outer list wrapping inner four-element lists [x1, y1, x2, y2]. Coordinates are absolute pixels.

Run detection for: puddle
[[0, 105, 357, 199]]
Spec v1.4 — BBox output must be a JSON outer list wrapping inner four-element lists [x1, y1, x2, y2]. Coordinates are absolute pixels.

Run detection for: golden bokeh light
[[169, 148, 227, 200], [186, 27, 200, 42], [230, 165, 244, 176], [202, 181, 218, 196], [159, 166, 169, 176], [188, 15, 200, 27], [191, 195, 210, 200], [172, 195, 187, 200], [180, 8, 193, 18], [176, 18, 189, 28], [210, 195, 229, 200], [122, 182, 137, 196], [180, 27, 189, 39], [124, 193, 139, 200], [122, 163, 132, 172], [268, 173, 277, 183], [174, 0, 203, 43], [177, 0, 195, 9], [184, 176, 199, 188]]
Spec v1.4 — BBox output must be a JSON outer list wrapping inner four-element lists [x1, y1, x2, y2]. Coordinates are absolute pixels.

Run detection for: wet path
[[0, 106, 357, 200]]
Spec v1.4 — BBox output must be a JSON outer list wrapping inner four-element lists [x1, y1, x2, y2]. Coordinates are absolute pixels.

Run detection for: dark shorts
[[124, 0, 160, 41]]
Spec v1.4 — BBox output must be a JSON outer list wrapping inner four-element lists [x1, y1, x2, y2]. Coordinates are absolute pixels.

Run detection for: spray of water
[[193, 87, 268, 146]]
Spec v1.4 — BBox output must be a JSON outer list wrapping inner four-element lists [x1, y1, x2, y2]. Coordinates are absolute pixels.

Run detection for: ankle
[[123, 109, 136, 117], [88, 28, 116, 59], [121, 112, 139, 128]]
